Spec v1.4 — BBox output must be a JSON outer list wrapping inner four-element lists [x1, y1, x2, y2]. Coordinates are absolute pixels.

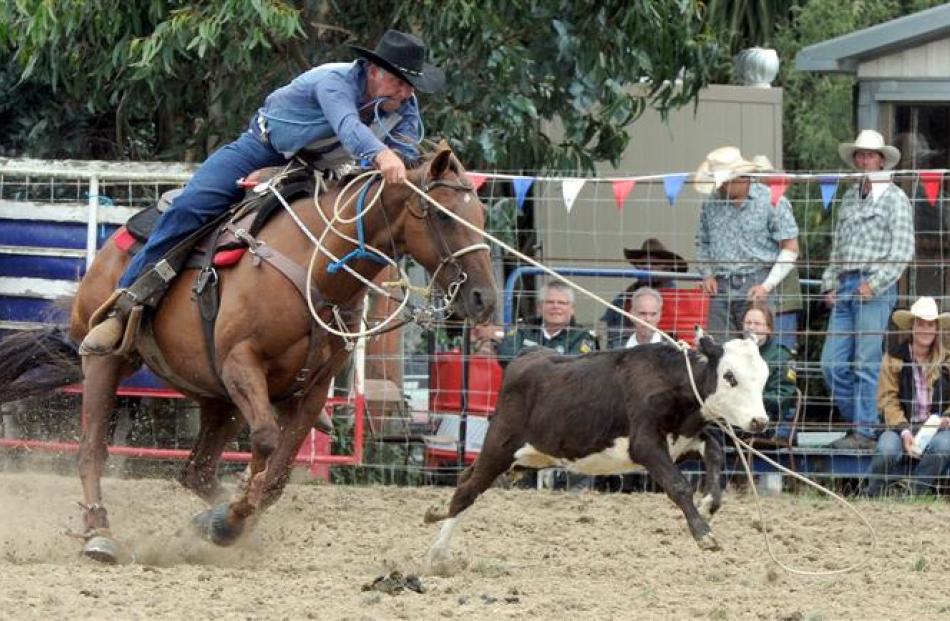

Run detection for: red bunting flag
[[611, 179, 636, 211], [767, 175, 791, 207], [467, 173, 488, 192], [920, 171, 943, 207]]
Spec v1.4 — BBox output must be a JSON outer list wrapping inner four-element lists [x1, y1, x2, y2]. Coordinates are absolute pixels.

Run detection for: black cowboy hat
[[623, 238, 688, 273], [351, 30, 446, 94]]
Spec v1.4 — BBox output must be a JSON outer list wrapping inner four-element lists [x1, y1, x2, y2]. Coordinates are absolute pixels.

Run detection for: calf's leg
[[424, 426, 518, 565], [632, 434, 719, 551], [698, 430, 723, 519]]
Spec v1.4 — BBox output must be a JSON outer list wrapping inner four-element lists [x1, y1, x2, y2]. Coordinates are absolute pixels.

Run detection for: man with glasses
[[495, 282, 599, 363]]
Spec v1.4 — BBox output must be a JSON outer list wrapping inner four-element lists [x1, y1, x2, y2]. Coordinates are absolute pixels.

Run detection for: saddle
[[114, 167, 363, 400], [116, 167, 316, 268]]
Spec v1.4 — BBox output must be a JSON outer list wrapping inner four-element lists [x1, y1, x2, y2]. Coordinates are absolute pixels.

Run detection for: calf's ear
[[698, 335, 724, 361]]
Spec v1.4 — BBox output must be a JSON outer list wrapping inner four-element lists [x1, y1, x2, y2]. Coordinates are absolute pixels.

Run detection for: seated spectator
[[490, 280, 599, 491], [864, 297, 950, 497], [496, 281, 598, 364], [602, 238, 686, 349], [741, 303, 797, 441], [470, 323, 503, 355], [623, 287, 665, 349]]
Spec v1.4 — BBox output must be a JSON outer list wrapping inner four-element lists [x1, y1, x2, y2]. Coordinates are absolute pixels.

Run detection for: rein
[[261, 166, 488, 341]]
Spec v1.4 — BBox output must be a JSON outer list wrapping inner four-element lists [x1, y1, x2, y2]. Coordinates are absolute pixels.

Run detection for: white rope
[[404, 179, 877, 576], [303, 170, 411, 339], [273, 169, 482, 340], [715, 420, 877, 575]]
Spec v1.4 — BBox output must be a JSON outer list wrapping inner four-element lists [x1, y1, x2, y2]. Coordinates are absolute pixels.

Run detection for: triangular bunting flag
[[920, 171, 943, 207], [819, 176, 839, 211], [467, 173, 487, 192], [512, 176, 535, 212], [561, 178, 586, 213], [611, 180, 636, 211], [767, 175, 791, 207], [663, 174, 687, 206]]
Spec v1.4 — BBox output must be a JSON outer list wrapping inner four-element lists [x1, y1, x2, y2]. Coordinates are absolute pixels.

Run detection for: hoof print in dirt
[[362, 570, 425, 595]]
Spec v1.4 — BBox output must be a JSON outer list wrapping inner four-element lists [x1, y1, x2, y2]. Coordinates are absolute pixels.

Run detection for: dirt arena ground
[[2, 469, 950, 620]]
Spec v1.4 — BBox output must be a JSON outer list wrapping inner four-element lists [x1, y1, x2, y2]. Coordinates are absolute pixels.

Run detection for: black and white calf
[[424, 335, 769, 563]]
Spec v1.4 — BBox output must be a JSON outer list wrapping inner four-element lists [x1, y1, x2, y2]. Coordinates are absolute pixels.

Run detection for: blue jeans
[[865, 429, 950, 495], [773, 407, 797, 441], [773, 310, 799, 353], [119, 125, 287, 288], [820, 272, 896, 439], [707, 268, 771, 342]]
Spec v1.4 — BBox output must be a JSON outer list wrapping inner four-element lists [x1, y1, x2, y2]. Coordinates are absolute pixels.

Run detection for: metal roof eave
[[794, 4, 950, 74]]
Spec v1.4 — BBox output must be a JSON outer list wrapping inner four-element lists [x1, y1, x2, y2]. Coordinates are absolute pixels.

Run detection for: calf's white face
[[701, 338, 769, 432]]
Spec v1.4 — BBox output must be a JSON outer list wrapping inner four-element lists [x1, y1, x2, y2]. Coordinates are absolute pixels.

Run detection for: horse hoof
[[192, 504, 243, 546], [697, 533, 721, 551], [83, 536, 119, 564]]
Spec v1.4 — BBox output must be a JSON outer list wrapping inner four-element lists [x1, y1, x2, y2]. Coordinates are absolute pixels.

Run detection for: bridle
[[407, 176, 491, 312]]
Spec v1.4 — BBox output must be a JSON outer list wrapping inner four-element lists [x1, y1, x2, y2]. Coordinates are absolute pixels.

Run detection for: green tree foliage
[[703, 0, 796, 54], [0, 0, 721, 171], [0, 1, 312, 159]]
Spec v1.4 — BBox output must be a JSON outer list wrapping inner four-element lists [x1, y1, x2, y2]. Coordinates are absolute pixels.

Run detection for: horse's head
[[395, 146, 496, 323]]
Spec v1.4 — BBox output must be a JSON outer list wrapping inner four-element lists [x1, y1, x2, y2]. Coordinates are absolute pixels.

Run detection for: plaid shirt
[[821, 182, 914, 294], [695, 183, 799, 278]]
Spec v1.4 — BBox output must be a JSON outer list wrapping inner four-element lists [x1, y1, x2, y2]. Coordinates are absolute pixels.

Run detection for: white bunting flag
[[561, 178, 586, 212]]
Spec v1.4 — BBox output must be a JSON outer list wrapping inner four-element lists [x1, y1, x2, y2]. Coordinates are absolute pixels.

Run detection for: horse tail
[[0, 325, 82, 404]]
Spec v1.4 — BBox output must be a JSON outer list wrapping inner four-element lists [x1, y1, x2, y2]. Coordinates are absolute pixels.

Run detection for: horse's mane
[[331, 143, 463, 189]]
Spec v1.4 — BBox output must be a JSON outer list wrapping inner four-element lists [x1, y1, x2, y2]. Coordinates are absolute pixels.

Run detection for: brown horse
[[0, 145, 495, 562]]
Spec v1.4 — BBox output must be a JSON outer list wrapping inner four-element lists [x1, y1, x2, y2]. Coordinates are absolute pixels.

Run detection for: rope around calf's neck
[[404, 179, 878, 576]]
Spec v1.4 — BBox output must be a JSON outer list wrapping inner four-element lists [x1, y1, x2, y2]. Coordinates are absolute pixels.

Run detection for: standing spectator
[[749, 156, 805, 353], [742, 303, 798, 441], [694, 146, 800, 343], [822, 130, 915, 450], [602, 239, 686, 349], [623, 287, 665, 349], [865, 297, 950, 496]]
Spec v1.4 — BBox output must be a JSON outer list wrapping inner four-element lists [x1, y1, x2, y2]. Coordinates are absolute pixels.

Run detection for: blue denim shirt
[[257, 60, 421, 161]]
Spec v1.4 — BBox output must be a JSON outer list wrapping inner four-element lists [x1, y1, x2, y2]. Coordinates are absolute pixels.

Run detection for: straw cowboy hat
[[623, 238, 688, 273], [837, 129, 901, 170], [351, 30, 446, 93], [892, 296, 950, 331], [694, 146, 769, 194]]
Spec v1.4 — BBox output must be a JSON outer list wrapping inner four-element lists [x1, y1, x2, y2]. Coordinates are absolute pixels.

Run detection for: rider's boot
[[78, 290, 136, 356], [79, 260, 178, 356]]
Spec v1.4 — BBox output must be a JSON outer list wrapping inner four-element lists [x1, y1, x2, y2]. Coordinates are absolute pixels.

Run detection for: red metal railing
[[0, 394, 366, 475]]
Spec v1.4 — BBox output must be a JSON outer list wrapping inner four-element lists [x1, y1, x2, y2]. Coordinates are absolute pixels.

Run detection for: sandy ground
[[2, 469, 950, 620]]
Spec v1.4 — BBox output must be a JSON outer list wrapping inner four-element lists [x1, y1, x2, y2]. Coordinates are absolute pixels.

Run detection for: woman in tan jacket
[[865, 297, 950, 496]]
